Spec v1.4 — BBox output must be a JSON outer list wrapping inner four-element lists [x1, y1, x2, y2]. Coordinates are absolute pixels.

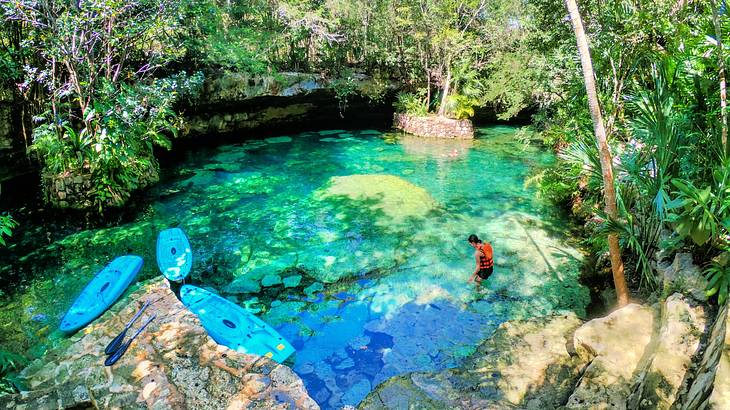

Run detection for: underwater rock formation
[[0, 278, 317, 410], [315, 174, 440, 225], [360, 313, 586, 409], [362, 293, 725, 410]]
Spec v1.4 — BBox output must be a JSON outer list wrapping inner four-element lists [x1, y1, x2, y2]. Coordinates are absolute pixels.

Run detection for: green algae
[[315, 174, 440, 225]]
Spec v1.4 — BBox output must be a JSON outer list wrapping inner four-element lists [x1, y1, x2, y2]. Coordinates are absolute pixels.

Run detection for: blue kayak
[[60, 255, 143, 333], [156, 228, 192, 281], [180, 285, 295, 363]]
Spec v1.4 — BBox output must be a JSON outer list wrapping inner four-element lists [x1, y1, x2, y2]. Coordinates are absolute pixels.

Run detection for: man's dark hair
[[468, 234, 481, 244]]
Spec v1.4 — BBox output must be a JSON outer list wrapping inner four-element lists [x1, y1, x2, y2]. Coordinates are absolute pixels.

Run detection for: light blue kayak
[[156, 228, 192, 281], [180, 285, 295, 363], [60, 255, 143, 333]]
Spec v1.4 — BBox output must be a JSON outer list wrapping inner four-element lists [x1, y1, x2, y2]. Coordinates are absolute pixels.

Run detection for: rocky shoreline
[[0, 278, 318, 410], [360, 253, 730, 410]]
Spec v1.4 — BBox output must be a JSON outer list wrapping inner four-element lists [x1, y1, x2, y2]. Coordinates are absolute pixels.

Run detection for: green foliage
[[31, 73, 204, 208], [705, 252, 730, 304], [443, 94, 478, 120], [332, 73, 358, 115], [0, 349, 26, 394], [529, 166, 580, 206], [666, 164, 730, 246], [359, 76, 391, 105], [0, 214, 17, 247], [179, 0, 274, 73], [395, 91, 429, 116]]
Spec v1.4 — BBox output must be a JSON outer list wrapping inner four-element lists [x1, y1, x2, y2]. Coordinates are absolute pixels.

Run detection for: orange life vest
[[478, 243, 494, 269]]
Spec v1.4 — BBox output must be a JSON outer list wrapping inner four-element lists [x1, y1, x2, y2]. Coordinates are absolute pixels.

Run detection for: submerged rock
[[283, 275, 303, 288], [224, 276, 261, 294], [360, 313, 585, 409], [0, 278, 317, 410], [315, 174, 439, 225], [261, 274, 283, 287]]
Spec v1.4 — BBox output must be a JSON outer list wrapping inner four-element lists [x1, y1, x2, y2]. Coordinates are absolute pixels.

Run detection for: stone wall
[[392, 113, 474, 139], [43, 172, 94, 209], [43, 162, 159, 209]]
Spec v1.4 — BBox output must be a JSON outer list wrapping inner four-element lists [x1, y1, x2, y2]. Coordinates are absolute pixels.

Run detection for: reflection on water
[[0, 126, 589, 409]]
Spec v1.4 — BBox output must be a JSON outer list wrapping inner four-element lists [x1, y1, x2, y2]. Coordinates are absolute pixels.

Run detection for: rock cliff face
[[0, 278, 318, 410], [182, 71, 394, 138]]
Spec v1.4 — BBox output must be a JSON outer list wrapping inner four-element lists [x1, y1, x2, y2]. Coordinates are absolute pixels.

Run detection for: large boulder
[[360, 313, 586, 409], [567, 304, 655, 409], [0, 278, 318, 410], [657, 253, 708, 302], [629, 294, 706, 409]]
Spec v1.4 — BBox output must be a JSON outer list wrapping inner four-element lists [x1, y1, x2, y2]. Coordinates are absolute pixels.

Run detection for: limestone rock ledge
[[359, 313, 587, 409], [363, 294, 718, 410], [567, 304, 656, 409], [0, 278, 318, 410]]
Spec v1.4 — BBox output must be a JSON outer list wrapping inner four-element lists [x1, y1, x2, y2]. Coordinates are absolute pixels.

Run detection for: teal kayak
[[180, 285, 295, 363], [156, 228, 192, 281], [60, 255, 143, 333]]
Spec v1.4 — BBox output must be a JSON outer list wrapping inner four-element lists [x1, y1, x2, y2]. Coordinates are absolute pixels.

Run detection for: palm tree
[[565, 0, 629, 306]]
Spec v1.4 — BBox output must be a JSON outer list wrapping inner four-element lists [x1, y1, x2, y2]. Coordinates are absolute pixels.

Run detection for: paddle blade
[[104, 340, 130, 366], [104, 330, 128, 355]]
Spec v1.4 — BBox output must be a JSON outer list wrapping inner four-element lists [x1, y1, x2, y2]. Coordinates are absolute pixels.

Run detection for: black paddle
[[105, 299, 151, 355], [104, 314, 156, 366]]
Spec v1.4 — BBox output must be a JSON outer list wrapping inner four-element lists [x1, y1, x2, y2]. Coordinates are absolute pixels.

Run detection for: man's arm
[[468, 252, 480, 282]]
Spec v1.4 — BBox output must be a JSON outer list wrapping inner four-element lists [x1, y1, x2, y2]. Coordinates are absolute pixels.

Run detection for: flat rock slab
[[0, 278, 317, 410], [567, 303, 655, 409]]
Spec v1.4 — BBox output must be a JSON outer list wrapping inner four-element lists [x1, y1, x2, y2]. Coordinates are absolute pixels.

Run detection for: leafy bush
[[332, 74, 358, 115], [394, 91, 428, 116], [0, 349, 26, 394], [705, 252, 730, 304], [666, 161, 729, 246], [31, 73, 204, 208], [443, 94, 478, 120], [0, 214, 16, 247]]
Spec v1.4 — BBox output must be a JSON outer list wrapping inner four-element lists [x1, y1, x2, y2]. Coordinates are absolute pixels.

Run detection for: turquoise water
[[0, 126, 589, 408]]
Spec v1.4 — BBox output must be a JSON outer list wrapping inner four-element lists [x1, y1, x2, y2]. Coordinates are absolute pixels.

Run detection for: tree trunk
[[711, 0, 728, 155], [437, 62, 451, 117], [565, 0, 629, 306]]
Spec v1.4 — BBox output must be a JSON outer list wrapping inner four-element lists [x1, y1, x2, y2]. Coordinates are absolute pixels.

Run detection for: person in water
[[467, 234, 493, 288]]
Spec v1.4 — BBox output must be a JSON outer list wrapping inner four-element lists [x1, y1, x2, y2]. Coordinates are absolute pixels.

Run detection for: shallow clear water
[[0, 126, 589, 408]]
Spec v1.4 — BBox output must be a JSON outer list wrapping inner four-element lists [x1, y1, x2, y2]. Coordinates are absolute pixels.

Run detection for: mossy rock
[[315, 174, 440, 225]]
